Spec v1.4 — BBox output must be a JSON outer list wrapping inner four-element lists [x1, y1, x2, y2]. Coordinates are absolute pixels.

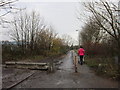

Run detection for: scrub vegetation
[[77, 1, 120, 81], [2, 11, 74, 63]]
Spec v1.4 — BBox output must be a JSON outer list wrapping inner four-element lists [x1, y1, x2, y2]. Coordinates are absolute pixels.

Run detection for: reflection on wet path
[[14, 51, 118, 88]]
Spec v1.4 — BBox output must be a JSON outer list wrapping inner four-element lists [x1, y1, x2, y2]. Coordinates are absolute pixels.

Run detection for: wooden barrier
[[5, 62, 49, 70]]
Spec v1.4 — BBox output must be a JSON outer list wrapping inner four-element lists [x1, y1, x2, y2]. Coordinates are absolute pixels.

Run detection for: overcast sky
[[0, 0, 119, 45], [0, 0, 87, 45]]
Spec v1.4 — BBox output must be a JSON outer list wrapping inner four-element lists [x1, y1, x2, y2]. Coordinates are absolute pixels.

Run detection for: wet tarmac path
[[12, 51, 118, 88]]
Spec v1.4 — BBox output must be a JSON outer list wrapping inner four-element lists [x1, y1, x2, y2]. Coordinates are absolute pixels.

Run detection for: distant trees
[[2, 10, 70, 62], [62, 34, 75, 47]]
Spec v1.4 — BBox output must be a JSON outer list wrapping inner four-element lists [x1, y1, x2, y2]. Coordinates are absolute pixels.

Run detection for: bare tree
[[10, 11, 43, 54], [0, 0, 18, 17], [83, 0, 120, 60], [10, 10, 61, 56], [0, 0, 25, 25], [80, 16, 106, 45]]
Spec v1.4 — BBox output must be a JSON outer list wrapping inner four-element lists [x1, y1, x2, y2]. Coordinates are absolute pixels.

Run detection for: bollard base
[[75, 66, 77, 73]]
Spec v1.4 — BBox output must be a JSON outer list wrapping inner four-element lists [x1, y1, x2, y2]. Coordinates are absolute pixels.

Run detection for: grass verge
[[85, 56, 120, 81]]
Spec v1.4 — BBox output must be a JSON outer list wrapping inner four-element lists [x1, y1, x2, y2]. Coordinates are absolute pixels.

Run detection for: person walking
[[78, 46, 85, 65]]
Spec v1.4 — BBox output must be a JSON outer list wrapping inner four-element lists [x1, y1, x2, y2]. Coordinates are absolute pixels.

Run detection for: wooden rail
[[5, 71, 35, 90]]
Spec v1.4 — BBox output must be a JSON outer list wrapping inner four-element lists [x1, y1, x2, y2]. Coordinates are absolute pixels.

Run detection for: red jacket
[[78, 48, 85, 56]]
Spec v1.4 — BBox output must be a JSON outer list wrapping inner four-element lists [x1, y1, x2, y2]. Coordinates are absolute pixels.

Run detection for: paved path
[[14, 51, 118, 88]]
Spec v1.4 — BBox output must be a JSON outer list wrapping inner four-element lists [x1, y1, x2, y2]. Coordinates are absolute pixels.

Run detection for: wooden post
[[48, 59, 54, 73], [72, 51, 74, 64], [74, 56, 77, 73]]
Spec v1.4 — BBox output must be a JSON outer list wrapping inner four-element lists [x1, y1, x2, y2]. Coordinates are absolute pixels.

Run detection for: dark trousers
[[79, 55, 84, 65]]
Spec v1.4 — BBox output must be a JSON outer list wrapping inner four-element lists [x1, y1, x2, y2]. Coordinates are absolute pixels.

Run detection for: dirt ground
[[2, 51, 119, 89]]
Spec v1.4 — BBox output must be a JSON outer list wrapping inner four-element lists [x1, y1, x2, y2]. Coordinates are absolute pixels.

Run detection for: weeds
[[85, 56, 119, 81]]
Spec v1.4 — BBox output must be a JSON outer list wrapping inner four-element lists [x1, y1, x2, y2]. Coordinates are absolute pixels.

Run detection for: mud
[[2, 51, 119, 88]]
